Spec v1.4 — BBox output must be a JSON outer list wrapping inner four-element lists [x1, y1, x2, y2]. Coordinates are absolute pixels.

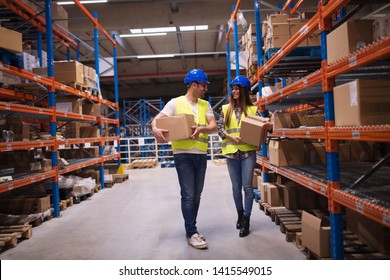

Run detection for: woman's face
[[231, 85, 240, 100]]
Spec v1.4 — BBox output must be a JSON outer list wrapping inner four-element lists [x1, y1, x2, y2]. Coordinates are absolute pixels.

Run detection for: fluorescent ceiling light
[[142, 27, 176, 33], [179, 26, 195, 31], [57, 0, 107, 5], [119, 32, 167, 38], [130, 29, 142, 34], [137, 54, 175, 59], [196, 25, 208, 30]]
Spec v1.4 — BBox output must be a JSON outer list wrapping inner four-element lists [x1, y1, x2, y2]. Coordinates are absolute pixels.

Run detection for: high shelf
[[227, 0, 390, 259], [0, 0, 120, 217]]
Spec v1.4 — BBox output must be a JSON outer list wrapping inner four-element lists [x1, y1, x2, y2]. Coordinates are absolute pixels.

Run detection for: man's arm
[[190, 114, 217, 140], [151, 112, 169, 143]]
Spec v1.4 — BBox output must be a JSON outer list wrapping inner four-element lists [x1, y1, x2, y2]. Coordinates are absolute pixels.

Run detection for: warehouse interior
[[0, 0, 390, 261]]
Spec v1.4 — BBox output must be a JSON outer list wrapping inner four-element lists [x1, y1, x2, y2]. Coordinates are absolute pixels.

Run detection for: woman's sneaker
[[187, 233, 208, 249]]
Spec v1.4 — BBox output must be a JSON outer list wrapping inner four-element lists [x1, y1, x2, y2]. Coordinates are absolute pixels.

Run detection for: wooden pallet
[[258, 201, 285, 217], [0, 225, 32, 249], [130, 159, 158, 169], [274, 209, 303, 242], [299, 230, 390, 260], [112, 174, 129, 183], [60, 197, 74, 211]]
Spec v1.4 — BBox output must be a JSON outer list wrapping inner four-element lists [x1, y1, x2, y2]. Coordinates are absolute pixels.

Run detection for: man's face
[[194, 82, 208, 98]]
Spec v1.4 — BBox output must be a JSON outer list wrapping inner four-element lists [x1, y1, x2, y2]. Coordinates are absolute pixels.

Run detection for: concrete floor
[[0, 163, 306, 260]]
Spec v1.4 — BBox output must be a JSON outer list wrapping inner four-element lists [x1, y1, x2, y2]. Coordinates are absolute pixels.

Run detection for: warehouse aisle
[[0, 163, 306, 260]]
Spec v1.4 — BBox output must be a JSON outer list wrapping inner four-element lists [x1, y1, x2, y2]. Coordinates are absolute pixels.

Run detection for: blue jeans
[[226, 152, 256, 217], [174, 153, 207, 238]]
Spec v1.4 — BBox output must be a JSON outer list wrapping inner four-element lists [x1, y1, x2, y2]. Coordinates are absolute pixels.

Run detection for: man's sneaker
[[187, 233, 208, 249], [198, 233, 206, 241]]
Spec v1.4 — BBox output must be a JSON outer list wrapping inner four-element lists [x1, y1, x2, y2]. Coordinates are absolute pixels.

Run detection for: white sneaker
[[187, 233, 208, 249]]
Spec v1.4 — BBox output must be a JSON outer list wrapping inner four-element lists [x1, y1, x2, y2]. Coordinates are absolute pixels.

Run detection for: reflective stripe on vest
[[172, 96, 209, 152], [221, 104, 257, 155]]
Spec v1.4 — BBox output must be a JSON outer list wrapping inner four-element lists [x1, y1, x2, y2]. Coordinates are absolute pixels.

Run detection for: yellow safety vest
[[172, 96, 209, 152], [221, 104, 257, 155]]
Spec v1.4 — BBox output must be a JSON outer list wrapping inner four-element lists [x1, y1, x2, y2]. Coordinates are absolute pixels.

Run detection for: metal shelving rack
[[0, 0, 120, 217], [227, 0, 390, 259]]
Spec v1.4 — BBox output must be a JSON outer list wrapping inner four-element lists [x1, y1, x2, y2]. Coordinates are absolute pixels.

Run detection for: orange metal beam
[[0, 140, 55, 152], [0, 0, 77, 48], [326, 37, 390, 78], [258, 13, 319, 77], [226, 0, 242, 41], [284, 102, 324, 113], [290, 0, 304, 14], [328, 125, 390, 142], [0, 87, 38, 103], [0, 101, 53, 116], [259, 70, 322, 105], [282, 0, 294, 11], [59, 158, 101, 175], [0, 170, 56, 193], [57, 138, 100, 146], [270, 127, 326, 139], [333, 189, 390, 228], [259, 160, 328, 195]]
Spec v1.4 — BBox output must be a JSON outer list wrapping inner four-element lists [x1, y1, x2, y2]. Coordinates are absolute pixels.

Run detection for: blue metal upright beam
[[254, 0, 268, 183], [233, 4, 240, 77], [226, 28, 232, 97], [76, 36, 80, 61], [45, 0, 60, 218], [93, 12, 105, 190], [321, 23, 344, 259], [36, 31, 43, 67], [112, 34, 121, 166]]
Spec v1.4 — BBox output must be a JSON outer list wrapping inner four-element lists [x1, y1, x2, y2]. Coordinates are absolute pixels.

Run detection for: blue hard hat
[[230, 75, 251, 90], [184, 69, 210, 84]]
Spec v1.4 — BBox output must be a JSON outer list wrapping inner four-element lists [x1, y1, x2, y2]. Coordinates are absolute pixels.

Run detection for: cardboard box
[[240, 115, 271, 147], [6, 117, 30, 141], [271, 111, 293, 129], [0, 196, 51, 214], [267, 184, 282, 206], [0, 27, 23, 53], [326, 20, 373, 65], [307, 34, 321, 46], [80, 126, 99, 138], [334, 79, 390, 126], [289, 22, 306, 35], [301, 211, 331, 258], [268, 140, 305, 166], [32, 67, 48, 77], [258, 182, 272, 203], [56, 97, 84, 114], [54, 60, 84, 84], [267, 14, 288, 24], [266, 35, 290, 49], [83, 103, 101, 117], [156, 114, 195, 141], [304, 142, 326, 165], [268, 23, 290, 36]]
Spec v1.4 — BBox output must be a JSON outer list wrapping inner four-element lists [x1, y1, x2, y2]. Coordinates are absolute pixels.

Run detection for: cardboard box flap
[[302, 211, 322, 228]]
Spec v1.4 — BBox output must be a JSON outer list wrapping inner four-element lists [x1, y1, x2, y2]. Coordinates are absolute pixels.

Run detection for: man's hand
[[153, 127, 169, 143], [190, 126, 202, 140]]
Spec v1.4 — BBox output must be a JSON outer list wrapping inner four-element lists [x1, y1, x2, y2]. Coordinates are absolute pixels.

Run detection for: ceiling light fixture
[[57, 0, 107, 5], [119, 32, 167, 38], [142, 27, 176, 33], [137, 54, 175, 59]]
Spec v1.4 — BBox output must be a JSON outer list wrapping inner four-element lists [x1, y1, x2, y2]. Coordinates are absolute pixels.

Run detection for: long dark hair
[[224, 85, 253, 125]]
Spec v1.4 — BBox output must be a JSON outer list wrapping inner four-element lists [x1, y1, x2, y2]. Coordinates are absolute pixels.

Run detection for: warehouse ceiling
[[1, 0, 389, 104]]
